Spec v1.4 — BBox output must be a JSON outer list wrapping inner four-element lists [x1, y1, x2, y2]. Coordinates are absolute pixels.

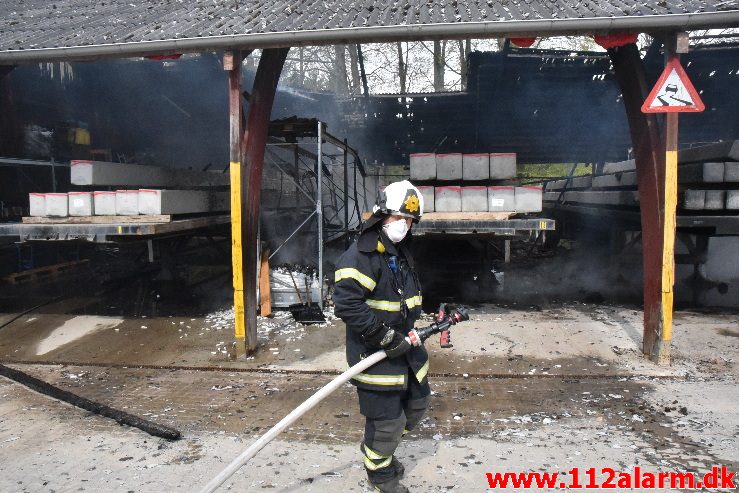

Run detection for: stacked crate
[[409, 152, 541, 213], [27, 160, 229, 218]]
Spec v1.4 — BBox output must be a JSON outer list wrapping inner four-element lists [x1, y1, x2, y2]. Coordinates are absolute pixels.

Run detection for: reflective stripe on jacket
[[333, 229, 427, 391]]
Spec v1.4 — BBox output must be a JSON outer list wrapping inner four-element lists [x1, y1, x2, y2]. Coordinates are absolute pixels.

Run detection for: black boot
[[391, 456, 405, 479], [369, 476, 410, 493]]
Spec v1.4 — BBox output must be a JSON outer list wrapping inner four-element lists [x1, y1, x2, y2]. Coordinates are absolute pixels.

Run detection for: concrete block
[[435, 186, 462, 212], [137, 189, 229, 215], [461, 186, 488, 212], [705, 190, 725, 210], [70, 160, 229, 187], [29, 193, 45, 216], [727, 190, 739, 209], [462, 154, 489, 180], [116, 190, 139, 215], [409, 153, 436, 181], [724, 162, 739, 182], [435, 153, 463, 180], [488, 186, 515, 211], [44, 193, 68, 217], [683, 190, 706, 210], [417, 186, 435, 213], [93, 191, 117, 215], [490, 153, 517, 180], [68, 192, 94, 216], [702, 162, 725, 183], [515, 186, 542, 212]]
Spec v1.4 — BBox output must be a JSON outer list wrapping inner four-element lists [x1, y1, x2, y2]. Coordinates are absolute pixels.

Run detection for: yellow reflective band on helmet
[[362, 444, 389, 461], [415, 360, 430, 383], [364, 456, 392, 470], [366, 299, 401, 311], [405, 295, 423, 309], [353, 373, 406, 386], [335, 268, 376, 291]]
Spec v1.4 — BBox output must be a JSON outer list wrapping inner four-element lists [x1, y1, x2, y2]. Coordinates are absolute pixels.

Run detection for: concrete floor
[[0, 265, 737, 491]]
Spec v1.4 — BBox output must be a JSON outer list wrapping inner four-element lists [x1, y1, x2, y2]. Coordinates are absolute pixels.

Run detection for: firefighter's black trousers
[[357, 373, 431, 484]]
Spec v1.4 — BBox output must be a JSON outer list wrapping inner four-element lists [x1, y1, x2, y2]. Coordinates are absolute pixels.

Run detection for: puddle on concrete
[[36, 316, 123, 355]]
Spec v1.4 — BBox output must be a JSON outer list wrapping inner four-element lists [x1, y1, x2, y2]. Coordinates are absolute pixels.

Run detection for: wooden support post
[[225, 51, 246, 342], [240, 48, 289, 353], [607, 43, 666, 362], [654, 37, 680, 365]]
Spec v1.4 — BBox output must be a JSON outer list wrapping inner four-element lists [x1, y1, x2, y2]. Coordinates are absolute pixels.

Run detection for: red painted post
[[240, 48, 289, 353], [607, 43, 666, 360]]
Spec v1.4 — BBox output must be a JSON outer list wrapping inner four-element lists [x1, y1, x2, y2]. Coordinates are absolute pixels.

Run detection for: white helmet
[[372, 180, 424, 223]]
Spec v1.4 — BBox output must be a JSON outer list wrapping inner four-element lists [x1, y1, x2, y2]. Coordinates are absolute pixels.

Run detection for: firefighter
[[333, 180, 427, 493]]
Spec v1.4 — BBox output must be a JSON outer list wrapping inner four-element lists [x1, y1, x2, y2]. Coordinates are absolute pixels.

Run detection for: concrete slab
[[115, 190, 139, 215], [544, 175, 593, 191], [490, 153, 516, 180], [545, 190, 640, 207], [702, 162, 725, 183], [70, 160, 229, 187], [462, 154, 489, 180], [93, 191, 116, 216], [514, 186, 542, 212], [435, 153, 463, 180], [417, 185, 435, 213], [601, 159, 635, 174], [592, 171, 638, 188], [28, 193, 45, 217], [67, 191, 93, 216], [679, 139, 739, 163], [683, 189, 706, 210], [435, 186, 462, 212], [44, 193, 68, 217], [461, 186, 488, 212], [409, 153, 436, 181], [705, 190, 726, 210], [137, 189, 229, 215], [727, 190, 739, 209], [488, 186, 515, 212]]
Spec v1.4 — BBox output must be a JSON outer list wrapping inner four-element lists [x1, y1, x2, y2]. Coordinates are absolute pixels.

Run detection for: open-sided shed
[[1, 0, 739, 364]]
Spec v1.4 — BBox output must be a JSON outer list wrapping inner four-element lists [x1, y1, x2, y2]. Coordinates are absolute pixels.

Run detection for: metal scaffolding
[[261, 120, 369, 304]]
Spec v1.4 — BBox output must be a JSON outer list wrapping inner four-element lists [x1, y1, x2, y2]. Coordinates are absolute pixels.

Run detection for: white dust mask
[[382, 218, 409, 243]]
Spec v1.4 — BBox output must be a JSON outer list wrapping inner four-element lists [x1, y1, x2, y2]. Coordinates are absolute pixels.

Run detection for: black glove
[[362, 323, 395, 349], [384, 330, 412, 359]]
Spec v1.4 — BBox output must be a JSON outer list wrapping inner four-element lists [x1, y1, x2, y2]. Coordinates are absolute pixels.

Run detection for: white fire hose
[[201, 308, 467, 492], [200, 350, 387, 493]]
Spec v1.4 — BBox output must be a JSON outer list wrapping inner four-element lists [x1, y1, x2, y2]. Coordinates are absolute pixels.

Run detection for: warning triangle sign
[[642, 57, 705, 113]]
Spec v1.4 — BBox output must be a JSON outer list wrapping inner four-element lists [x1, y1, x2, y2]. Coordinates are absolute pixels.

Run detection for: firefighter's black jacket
[[334, 226, 427, 391]]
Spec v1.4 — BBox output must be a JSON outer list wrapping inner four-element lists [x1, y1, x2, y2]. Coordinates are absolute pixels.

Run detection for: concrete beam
[[71, 160, 229, 187], [138, 189, 229, 215], [544, 190, 640, 206]]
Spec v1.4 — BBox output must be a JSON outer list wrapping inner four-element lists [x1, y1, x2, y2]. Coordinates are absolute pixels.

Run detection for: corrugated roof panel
[[0, 0, 738, 62]]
